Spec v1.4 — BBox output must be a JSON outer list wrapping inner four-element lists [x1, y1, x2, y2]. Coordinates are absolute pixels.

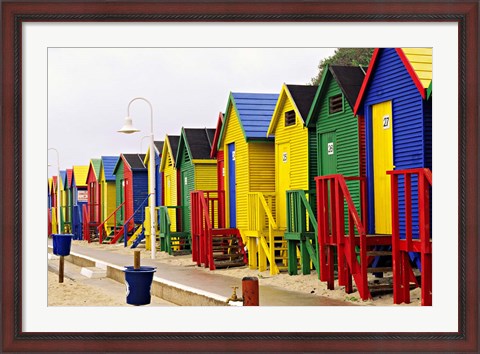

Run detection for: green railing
[[285, 190, 319, 276]]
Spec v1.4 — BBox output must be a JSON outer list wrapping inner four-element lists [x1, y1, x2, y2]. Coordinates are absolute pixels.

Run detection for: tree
[[310, 48, 374, 85]]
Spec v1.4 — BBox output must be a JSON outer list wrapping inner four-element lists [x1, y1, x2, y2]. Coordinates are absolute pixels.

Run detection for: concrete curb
[[48, 246, 240, 306]]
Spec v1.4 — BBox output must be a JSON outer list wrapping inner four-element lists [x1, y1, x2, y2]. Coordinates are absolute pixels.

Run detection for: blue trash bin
[[124, 266, 156, 306], [52, 234, 74, 256]]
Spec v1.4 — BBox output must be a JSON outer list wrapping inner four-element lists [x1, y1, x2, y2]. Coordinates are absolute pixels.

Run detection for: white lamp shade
[[118, 116, 140, 134]]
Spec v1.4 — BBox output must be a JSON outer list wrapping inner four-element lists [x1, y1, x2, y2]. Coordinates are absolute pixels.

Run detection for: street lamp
[[48, 148, 62, 234], [118, 97, 157, 259]]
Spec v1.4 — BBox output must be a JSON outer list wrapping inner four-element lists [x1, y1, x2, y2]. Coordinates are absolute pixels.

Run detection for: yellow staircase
[[245, 192, 288, 275]]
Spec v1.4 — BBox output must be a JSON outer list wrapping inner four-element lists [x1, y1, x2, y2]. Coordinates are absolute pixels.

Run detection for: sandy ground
[[48, 240, 421, 306], [48, 261, 176, 307]]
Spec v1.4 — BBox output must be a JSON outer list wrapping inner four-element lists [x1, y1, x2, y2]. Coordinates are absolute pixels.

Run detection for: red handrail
[[190, 190, 225, 267], [82, 204, 90, 242], [316, 174, 370, 299], [97, 202, 125, 244], [388, 168, 432, 305]]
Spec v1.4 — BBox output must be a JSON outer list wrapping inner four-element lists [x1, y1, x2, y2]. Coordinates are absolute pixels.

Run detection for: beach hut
[[160, 135, 180, 231], [176, 127, 217, 233], [353, 48, 432, 236], [99, 156, 118, 225], [143, 141, 164, 210], [63, 169, 73, 233], [353, 48, 432, 304], [132, 141, 164, 249], [103, 154, 148, 244], [48, 177, 57, 234], [266, 84, 318, 275], [217, 92, 280, 274], [71, 165, 89, 240], [59, 170, 66, 232], [85, 158, 102, 240], [298, 65, 367, 278]]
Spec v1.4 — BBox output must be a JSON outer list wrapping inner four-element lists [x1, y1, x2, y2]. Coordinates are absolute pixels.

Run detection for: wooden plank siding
[[114, 159, 125, 225], [163, 150, 178, 231], [268, 90, 310, 229], [223, 105, 249, 231], [315, 79, 361, 214]]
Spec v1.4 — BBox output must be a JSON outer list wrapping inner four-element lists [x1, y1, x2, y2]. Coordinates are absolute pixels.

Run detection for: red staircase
[[388, 168, 432, 305], [191, 190, 247, 270], [97, 202, 129, 244], [315, 175, 394, 300]]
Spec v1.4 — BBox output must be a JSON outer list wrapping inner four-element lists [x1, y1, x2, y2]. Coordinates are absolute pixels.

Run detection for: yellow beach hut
[[217, 92, 280, 274], [266, 84, 318, 274]]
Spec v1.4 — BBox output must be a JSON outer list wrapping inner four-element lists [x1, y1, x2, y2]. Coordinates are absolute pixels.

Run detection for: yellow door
[[372, 101, 394, 234], [277, 142, 290, 229]]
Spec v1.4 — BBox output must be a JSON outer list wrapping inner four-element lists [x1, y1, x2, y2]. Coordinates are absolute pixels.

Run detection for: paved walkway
[[48, 240, 355, 306]]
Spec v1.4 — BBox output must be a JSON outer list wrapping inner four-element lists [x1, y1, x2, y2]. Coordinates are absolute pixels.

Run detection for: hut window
[[329, 94, 343, 114], [285, 110, 296, 127]]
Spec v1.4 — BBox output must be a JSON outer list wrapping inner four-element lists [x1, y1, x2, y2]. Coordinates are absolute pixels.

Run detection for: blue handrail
[[123, 193, 152, 247]]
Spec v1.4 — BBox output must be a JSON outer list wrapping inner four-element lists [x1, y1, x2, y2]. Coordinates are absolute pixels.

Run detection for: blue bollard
[[123, 266, 156, 306]]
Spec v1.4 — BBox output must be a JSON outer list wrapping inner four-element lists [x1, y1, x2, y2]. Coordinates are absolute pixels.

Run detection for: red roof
[[210, 112, 224, 158]]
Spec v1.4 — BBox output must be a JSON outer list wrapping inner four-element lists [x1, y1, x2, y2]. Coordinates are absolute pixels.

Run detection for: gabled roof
[[306, 65, 366, 127], [72, 165, 89, 187], [101, 156, 118, 182], [353, 48, 431, 115], [177, 127, 216, 166], [143, 140, 164, 166], [65, 169, 73, 189], [218, 92, 278, 148], [59, 170, 66, 189], [210, 112, 224, 158], [52, 176, 58, 192], [87, 158, 102, 182], [123, 154, 147, 170], [160, 134, 181, 171], [267, 84, 317, 136]]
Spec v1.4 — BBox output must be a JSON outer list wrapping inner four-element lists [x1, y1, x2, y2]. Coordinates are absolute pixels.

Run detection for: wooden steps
[[210, 228, 247, 270]]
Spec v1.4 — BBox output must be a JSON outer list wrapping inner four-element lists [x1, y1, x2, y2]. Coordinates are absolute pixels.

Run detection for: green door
[[181, 169, 191, 232], [319, 131, 337, 175]]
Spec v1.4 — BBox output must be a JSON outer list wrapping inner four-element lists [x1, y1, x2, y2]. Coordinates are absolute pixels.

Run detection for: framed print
[[2, 0, 478, 352]]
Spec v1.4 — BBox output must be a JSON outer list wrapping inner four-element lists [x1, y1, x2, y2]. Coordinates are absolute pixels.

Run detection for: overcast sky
[[47, 47, 335, 176]]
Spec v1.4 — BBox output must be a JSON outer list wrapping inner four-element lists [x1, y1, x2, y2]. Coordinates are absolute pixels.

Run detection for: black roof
[[184, 128, 216, 160], [123, 154, 146, 170], [286, 84, 318, 119], [167, 135, 180, 163], [329, 65, 366, 109], [154, 141, 164, 156]]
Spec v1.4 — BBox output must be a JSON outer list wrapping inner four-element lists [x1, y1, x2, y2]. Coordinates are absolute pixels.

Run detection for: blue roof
[[231, 92, 278, 139], [59, 170, 66, 187], [101, 156, 118, 181]]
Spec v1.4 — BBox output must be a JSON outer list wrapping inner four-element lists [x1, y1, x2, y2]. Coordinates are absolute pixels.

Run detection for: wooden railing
[[247, 192, 280, 275], [388, 168, 432, 305], [315, 175, 371, 299], [190, 190, 225, 266], [121, 194, 149, 247], [285, 190, 319, 275], [97, 202, 125, 244], [82, 204, 90, 242]]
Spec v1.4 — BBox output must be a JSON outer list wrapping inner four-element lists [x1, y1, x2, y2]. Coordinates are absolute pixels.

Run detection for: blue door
[[228, 143, 236, 227]]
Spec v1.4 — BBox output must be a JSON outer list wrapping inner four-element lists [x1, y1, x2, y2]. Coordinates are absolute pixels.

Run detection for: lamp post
[[48, 148, 62, 234], [118, 97, 157, 259]]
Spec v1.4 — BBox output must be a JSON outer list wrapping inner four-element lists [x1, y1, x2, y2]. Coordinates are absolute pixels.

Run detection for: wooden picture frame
[[2, 1, 478, 352]]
